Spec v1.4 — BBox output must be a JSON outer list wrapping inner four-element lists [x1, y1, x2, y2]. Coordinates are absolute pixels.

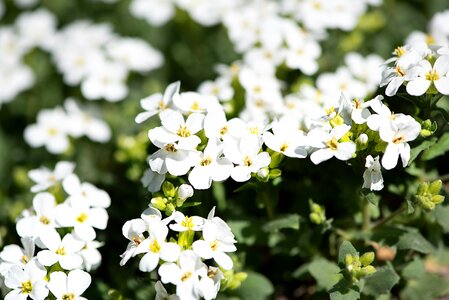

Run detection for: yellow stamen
[[326, 138, 339, 151]]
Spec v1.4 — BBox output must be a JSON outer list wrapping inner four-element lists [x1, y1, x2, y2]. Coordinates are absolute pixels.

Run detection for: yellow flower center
[[21, 281, 33, 294], [149, 240, 161, 253], [21, 255, 29, 264], [158, 101, 166, 110], [200, 157, 212, 166], [325, 106, 335, 117], [394, 46, 405, 57], [243, 156, 253, 167], [164, 143, 177, 153], [191, 101, 200, 111], [326, 138, 339, 151], [62, 293, 75, 300], [425, 69, 440, 81], [395, 65, 406, 77], [249, 127, 259, 134], [47, 128, 58, 136], [392, 135, 405, 144], [210, 240, 219, 251], [76, 213, 88, 223], [181, 271, 192, 282], [177, 125, 191, 137], [181, 216, 194, 230], [56, 247, 66, 256], [280, 143, 289, 152], [220, 126, 228, 136], [40, 215, 50, 225]]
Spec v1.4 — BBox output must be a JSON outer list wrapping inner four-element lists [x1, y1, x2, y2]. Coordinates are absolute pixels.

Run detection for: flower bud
[[177, 184, 194, 201], [162, 181, 176, 198], [151, 197, 167, 211], [360, 265, 376, 276], [256, 167, 270, 182], [360, 252, 375, 267], [416, 180, 445, 212]]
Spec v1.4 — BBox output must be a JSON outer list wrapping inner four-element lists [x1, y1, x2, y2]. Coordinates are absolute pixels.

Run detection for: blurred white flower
[[28, 161, 75, 193], [24, 108, 70, 154]]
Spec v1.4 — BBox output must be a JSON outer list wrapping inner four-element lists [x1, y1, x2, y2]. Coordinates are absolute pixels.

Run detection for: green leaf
[[363, 263, 400, 296], [401, 273, 449, 300], [434, 205, 449, 232], [262, 214, 300, 232], [338, 241, 358, 265], [234, 271, 274, 300], [363, 192, 380, 207], [329, 279, 360, 300], [408, 137, 437, 164], [227, 220, 259, 246], [309, 258, 341, 290], [402, 258, 425, 280], [422, 132, 449, 160], [396, 231, 434, 254]]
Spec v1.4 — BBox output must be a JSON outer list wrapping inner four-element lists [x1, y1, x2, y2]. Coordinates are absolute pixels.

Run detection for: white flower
[[106, 37, 163, 73], [177, 184, 194, 201], [366, 99, 396, 139], [380, 115, 421, 170], [198, 266, 224, 300], [16, 192, 59, 239], [4, 260, 48, 300], [188, 139, 234, 190], [0, 238, 35, 277], [309, 125, 356, 164], [56, 201, 108, 241], [24, 108, 70, 154], [130, 0, 174, 26], [64, 99, 111, 143], [134, 221, 181, 273], [141, 168, 165, 193], [147, 142, 197, 177], [198, 78, 234, 102], [37, 232, 84, 270], [173, 92, 220, 113], [262, 116, 307, 158], [224, 135, 271, 182], [158, 250, 206, 300], [150, 109, 204, 151], [120, 218, 147, 266], [203, 109, 245, 140], [62, 174, 111, 208], [48, 269, 91, 300], [363, 155, 384, 191], [406, 56, 449, 96], [79, 240, 103, 272], [28, 161, 74, 193], [381, 60, 422, 97], [135, 81, 180, 124], [81, 61, 128, 102], [284, 36, 321, 75], [170, 211, 204, 232], [192, 217, 237, 270], [16, 9, 56, 50]]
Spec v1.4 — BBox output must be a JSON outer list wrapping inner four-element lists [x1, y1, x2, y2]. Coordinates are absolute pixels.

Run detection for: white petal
[[435, 77, 449, 95], [382, 143, 400, 170], [310, 148, 334, 165], [139, 252, 160, 272], [213, 251, 233, 270], [192, 240, 214, 259], [406, 77, 430, 96], [67, 269, 91, 296], [159, 242, 181, 263]]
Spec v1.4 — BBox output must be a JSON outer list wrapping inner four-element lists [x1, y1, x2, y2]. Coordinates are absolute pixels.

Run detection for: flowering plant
[[1, 0, 449, 299]]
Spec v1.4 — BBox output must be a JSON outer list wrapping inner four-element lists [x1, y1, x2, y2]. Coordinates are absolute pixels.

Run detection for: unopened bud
[[151, 197, 167, 211], [177, 184, 194, 201], [162, 181, 176, 198], [360, 252, 375, 267]]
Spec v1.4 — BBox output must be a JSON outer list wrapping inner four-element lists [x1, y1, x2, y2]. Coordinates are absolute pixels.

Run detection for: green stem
[[371, 206, 406, 229], [362, 201, 371, 231], [263, 189, 274, 220]]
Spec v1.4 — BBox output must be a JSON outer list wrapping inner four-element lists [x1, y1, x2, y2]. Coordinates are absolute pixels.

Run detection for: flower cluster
[[49, 20, 163, 102], [24, 99, 111, 154], [0, 161, 111, 299], [381, 41, 449, 96], [0, 8, 163, 107], [138, 75, 420, 194], [121, 206, 237, 300], [128, 0, 381, 77]]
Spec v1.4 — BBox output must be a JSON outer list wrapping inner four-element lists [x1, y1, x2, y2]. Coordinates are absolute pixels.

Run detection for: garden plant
[[1, 0, 449, 299]]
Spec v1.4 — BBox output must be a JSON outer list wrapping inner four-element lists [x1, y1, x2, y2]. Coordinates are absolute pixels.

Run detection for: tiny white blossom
[[363, 155, 384, 191], [48, 269, 91, 300]]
